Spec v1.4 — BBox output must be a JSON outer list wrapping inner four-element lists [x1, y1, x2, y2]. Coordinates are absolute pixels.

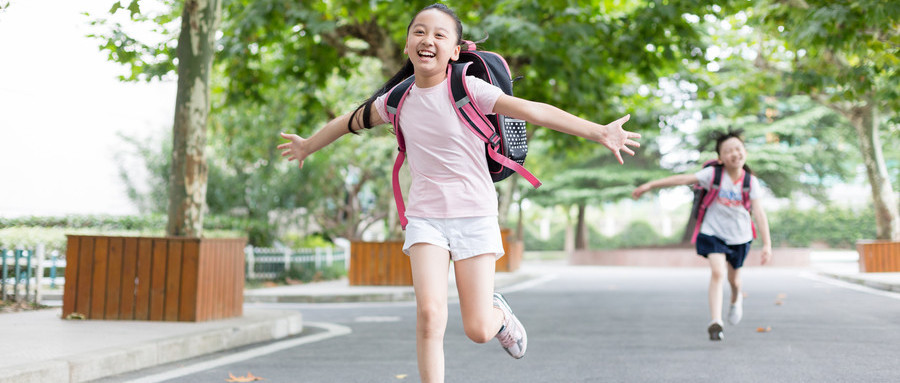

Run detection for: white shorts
[[402, 216, 505, 262]]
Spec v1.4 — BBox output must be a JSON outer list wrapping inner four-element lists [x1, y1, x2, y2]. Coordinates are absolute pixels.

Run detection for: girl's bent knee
[[462, 317, 499, 343], [464, 326, 496, 344]]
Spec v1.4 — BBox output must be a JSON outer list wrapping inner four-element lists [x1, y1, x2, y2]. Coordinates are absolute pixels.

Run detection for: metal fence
[[1, 244, 65, 304], [244, 245, 349, 280]]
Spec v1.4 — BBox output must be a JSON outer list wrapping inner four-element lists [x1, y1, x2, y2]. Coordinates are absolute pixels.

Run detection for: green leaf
[[127, 0, 141, 19], [109, 1, 122, 14]]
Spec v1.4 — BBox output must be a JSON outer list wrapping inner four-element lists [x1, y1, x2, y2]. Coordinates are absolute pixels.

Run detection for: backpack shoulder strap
[[447, 62, 499, 146], [384, 75, 415, 230], [446, 63, 541, 187], [691, 165, 724, 243], [741, 170, 752, 211]]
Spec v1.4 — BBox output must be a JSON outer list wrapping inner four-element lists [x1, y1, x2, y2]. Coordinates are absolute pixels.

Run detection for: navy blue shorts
[[696, 233, 751, 269]]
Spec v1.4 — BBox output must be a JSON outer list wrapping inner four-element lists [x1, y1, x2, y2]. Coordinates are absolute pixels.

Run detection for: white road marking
[[125, 322, 352, 383], [799, 272, 900, 300], [497, 273, 558, 294]]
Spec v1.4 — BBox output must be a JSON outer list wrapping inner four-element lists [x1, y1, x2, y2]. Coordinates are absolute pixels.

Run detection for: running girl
[[632, 130, 772, 341], [279, 3, 641, 381]]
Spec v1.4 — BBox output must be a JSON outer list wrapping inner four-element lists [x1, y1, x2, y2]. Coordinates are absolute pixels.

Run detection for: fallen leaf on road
[[756, 326, 772, 333], [396, 374, 408, 379], [775, 300, 784, 306], [226, 372, 265, 382]]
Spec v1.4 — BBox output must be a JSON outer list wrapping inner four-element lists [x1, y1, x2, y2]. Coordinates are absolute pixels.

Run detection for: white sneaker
[[728, 298, 743, 325], [493, 292, 527, 359]]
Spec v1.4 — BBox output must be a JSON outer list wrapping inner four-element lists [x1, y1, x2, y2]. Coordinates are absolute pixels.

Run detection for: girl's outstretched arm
[[492, 94, 641, 164], [751, 199, 773, 264], [278, 106, 385, 168], [632, 174, 699, 199]]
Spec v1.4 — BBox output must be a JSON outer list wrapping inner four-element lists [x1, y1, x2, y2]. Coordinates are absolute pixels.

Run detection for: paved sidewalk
[[812, 252, 900, 293], [0, 308, 303, 383]]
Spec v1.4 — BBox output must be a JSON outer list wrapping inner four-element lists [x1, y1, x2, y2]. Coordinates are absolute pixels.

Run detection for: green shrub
[[523, 225, 566, 251], [768, 206, 876, 248], [0, 214, 273, 247], [280, 233, 333, 249]]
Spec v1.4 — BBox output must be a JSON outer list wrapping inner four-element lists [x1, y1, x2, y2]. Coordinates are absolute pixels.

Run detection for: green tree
[[92, 1, 753, 240], [744, 0, 900, 240]]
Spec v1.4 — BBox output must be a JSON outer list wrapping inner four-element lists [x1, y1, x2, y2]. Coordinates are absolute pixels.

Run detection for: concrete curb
[[818, 272, 900, 293], [244, 292, 417, 304], [242, 272, 540, 304], [0, 310, 303, 383]]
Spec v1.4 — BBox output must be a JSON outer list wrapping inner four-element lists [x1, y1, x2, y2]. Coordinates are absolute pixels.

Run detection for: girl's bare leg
[[409, 244, 451, 383], [727, 265, 742, 304], [707, 253, 727, 324], [454, 254, 504, 343]]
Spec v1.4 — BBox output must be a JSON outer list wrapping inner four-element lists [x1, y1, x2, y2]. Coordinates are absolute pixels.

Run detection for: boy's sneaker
[[728, 298, 743, 325], [493, 292, 527, 359], [708, 321, 724, 341]]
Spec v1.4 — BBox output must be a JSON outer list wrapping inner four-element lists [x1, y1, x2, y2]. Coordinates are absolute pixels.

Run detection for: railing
[[244, 245, 349, 280], [1, 244, 66, 304]]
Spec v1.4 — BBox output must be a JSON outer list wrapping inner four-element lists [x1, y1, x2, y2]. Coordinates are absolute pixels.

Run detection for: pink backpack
[[384, 41, 541, 229]]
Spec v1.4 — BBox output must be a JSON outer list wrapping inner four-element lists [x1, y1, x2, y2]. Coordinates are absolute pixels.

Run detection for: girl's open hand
[[760, 246, 773, 265], [600, 114, 641, 164], [278, 132, 311, 169]]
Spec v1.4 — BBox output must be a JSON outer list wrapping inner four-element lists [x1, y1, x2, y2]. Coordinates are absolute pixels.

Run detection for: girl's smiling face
[[405, 9, 460, 83], [717, 136, 747, 171]]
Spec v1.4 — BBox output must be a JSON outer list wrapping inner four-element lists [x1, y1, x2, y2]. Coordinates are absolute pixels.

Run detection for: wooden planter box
[[857, 240, 900, 272], [497, 228, 523, 272], [62, 235, 246, 322], [350, 229, 524, 285], [349, 241, 411, 286]]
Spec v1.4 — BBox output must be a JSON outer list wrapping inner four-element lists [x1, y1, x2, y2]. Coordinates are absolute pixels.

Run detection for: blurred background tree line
[[4, 0, 896, 252]]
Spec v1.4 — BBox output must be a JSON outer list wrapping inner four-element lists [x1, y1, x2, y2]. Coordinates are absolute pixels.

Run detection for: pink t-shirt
[[374, 76, 504, 219]]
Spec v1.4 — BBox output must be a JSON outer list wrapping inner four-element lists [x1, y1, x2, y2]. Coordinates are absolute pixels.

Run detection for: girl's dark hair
[[346, 3, 463, 134], [710, 128, 752, 175]]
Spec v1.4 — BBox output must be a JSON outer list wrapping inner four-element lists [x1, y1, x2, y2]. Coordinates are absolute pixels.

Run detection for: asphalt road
[[98, 266, 900, 383]]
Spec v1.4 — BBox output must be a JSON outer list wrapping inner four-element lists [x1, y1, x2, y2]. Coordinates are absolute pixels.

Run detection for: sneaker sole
[[708, 323, 724, 341]]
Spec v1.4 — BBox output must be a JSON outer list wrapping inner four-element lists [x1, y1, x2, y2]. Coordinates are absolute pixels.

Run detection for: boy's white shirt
[[694, 166, 762, 245], [375, 75, 504, 219]]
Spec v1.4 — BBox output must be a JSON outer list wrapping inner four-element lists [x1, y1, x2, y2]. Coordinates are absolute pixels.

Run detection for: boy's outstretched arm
[[492, 94, 640, 164], [632, 174, 699, 199], [278, 106, 385, 168]]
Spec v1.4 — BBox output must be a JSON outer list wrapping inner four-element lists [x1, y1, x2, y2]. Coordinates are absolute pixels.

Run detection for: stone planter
[[62, 235, 246, 322]]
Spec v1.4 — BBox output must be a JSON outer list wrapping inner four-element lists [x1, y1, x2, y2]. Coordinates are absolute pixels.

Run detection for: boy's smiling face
[[405, 9, 460, 83]]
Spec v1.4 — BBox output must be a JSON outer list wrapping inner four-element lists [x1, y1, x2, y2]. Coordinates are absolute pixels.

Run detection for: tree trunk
[[167, 0, 222, 237], [498, 175, 519, 229], [849, 105, 900, 240], [574, 203, 588, 250], [563, 205, 575, 255]]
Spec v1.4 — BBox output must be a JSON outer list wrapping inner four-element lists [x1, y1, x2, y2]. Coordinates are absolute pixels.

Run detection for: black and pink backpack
[[384, 40, 541, 229], [689, 160, 755, 243]]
